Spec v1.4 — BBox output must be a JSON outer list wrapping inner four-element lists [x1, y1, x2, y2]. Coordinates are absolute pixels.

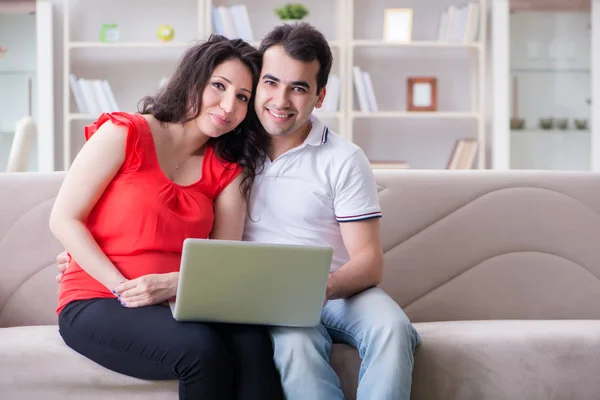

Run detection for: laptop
[[170, 238, 333, 327]]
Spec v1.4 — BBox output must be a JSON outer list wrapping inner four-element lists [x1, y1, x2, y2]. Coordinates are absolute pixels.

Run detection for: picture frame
[[383, 8, 413, 42], [407, 77, 438, 112]]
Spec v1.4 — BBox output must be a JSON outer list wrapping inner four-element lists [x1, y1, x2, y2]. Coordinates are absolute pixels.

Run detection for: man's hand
[[113, 273, 178, 308], [56, 251, 70, 283]]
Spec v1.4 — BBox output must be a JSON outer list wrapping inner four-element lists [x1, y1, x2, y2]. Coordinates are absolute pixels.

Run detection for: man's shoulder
[[319, 127, 362, 160]]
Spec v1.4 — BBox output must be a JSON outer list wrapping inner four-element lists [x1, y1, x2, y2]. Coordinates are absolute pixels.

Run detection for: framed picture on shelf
[[407, 77, 437, 112], [383, 8, 413, 42]]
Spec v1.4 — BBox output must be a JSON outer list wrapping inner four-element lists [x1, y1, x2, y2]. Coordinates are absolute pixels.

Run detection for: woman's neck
[[167, 119, 210, 156]]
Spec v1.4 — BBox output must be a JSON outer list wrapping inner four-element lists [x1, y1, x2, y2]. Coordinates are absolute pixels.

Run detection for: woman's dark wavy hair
[[138, 34, 267, 201]]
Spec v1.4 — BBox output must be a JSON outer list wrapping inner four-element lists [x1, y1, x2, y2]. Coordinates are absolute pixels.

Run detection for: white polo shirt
[[243, 115, 382, 272]]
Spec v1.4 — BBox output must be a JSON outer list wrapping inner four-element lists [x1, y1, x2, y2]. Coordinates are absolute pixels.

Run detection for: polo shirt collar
[[303, 115, 329, 147]]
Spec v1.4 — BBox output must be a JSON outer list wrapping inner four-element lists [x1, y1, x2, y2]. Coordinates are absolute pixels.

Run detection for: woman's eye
[[237, 94, 249, 102], [212, 82, 225, 90]]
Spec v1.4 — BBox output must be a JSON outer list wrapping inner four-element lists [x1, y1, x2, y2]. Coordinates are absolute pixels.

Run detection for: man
[[57, 23, 420, 400]]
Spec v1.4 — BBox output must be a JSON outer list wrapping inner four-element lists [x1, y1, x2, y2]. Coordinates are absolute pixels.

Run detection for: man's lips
[[266, 109, 294, 120]]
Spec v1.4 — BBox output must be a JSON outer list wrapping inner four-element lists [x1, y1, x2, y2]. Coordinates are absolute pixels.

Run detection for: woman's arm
[[114, 172, 248, 308], [210, 173, 247, 240], [49, 121, 129, 292]]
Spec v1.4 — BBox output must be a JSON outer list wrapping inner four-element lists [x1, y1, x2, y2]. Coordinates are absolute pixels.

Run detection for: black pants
[[58, 299, 283, 400]]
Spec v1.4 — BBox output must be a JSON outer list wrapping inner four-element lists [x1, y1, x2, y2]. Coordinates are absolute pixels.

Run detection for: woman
[[50, 35, 282, 400]]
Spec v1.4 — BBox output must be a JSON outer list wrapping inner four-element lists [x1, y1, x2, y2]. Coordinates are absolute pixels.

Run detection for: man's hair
[[259, 22, 333, 93]]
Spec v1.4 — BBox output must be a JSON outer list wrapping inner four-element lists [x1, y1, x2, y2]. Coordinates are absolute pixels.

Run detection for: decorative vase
[[157, 25, 175, 42], [556, 118, 569, 130], [100, 24, 120, 43], [280, 19, 303, 25]]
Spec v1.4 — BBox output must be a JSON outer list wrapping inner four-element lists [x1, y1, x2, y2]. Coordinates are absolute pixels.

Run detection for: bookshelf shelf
[[351, 40, 481, 49], [69, 42, 192, 49], [68, 113, 100, 121], [313, 111, 343, 119], [351, 111, 480, 119], [61, 0, 487, 171], [248, 40, 341, 49]]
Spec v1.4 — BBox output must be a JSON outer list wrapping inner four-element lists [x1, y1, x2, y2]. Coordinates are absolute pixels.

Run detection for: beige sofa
[[2, 170, 600, 400]]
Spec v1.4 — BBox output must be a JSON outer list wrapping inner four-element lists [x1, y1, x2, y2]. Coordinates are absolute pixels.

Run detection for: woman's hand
[[56, 251, 71, 283], [113, 272, 178, 308]]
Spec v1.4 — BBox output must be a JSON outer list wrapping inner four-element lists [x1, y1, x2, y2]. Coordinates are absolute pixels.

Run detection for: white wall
[[0, 12, 38, 171]]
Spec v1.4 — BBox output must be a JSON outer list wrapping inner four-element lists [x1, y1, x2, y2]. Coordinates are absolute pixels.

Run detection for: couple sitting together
[[50, 22, 421, 400]]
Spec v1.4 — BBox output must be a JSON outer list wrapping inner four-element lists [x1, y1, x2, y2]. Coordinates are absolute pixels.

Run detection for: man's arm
[[326, 218, 384, 300]]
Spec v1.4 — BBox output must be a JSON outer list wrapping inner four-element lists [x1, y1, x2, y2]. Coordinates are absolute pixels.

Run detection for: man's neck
[[267, 121, 312, 161]]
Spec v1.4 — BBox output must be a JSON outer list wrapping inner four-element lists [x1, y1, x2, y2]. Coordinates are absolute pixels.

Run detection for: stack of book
[[447, 138, 478, 169], [69, 74, 119, 115], [212, 5, 254, 41], [353, 66, 378, 112], [437, 1, 480, 43], [370, 161, 410, 170]]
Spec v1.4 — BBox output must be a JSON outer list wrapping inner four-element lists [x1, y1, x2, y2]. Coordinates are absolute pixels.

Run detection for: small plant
[[510, 117, 525, 130], [539, 117, 554, 130], [274, 3, 309, 20], [574, 119, 588, 130]]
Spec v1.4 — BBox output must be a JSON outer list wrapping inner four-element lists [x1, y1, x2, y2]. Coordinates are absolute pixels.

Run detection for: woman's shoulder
[[204, 145, 242, 172], [85, 112, 147, 139], [84, 112, 149, 172], [203, 145, 243, 196]]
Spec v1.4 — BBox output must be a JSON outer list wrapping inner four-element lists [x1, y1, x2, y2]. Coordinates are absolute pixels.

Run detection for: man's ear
[[315, 87, 327, 109]]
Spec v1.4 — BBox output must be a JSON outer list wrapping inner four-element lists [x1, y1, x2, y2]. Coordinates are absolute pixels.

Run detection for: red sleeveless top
[[57, 112, 242, 313]]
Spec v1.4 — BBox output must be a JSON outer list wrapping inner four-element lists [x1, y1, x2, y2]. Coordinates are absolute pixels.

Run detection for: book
[[370, 161, 410, 169], [447, 139, 477, 169]]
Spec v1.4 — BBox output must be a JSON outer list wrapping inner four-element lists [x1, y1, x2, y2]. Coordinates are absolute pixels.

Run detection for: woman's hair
[[138, 34, 268, 201]]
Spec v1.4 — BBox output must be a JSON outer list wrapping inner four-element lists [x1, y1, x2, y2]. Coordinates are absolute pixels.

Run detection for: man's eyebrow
[[214, 75, 251, 94], [262, 74, 310, 89]]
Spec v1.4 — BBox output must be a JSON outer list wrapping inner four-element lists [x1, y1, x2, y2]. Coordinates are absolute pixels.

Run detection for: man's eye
[[293, 87, 306, 92], [265, 80, 276, 86]]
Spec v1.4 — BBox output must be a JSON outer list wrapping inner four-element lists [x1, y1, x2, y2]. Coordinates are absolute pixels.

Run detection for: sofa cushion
[[3, 321, 600, 400], [411, 320, 600, 400], [0, 325, 177, 399]]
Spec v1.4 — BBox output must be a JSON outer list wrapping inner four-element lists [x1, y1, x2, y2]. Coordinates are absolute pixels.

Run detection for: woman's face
[[196, 58, 254, 138]]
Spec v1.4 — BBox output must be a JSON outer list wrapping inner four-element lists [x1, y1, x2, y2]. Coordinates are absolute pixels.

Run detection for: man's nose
[[272, 88, 291, 109]]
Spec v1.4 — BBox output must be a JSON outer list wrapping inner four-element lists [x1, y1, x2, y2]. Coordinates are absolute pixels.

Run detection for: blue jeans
[[270, 287, 420, 400]]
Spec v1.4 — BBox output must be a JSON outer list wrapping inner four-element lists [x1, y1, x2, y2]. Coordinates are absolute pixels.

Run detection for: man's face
[[254, 45, 326, 138]]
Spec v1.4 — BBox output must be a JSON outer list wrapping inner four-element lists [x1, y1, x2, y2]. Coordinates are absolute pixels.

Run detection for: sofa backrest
[[2, 170, 600, 327], [377, 170, 600, 323], [0, 172, 65, 327]]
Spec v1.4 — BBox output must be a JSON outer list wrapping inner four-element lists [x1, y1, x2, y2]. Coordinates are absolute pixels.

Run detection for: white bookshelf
[[62, 0, 205, 169], [68, 42, 193, 49], [346, 0, 488, 169], [61, 0, 487, 170]]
